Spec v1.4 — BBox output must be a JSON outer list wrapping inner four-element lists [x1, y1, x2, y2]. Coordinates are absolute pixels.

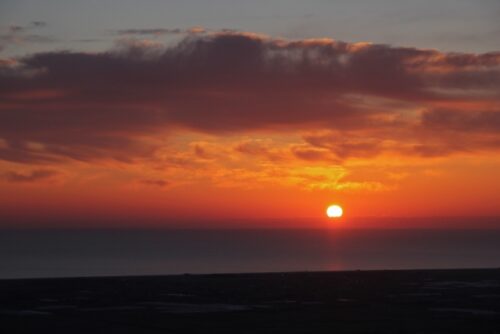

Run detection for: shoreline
[[2, 266, 500, 282]]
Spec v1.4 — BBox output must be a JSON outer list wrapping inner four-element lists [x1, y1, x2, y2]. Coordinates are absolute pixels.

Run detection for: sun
[[326, 204, 343, 218]]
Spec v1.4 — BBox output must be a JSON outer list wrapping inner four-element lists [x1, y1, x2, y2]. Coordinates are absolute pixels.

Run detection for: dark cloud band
[[0, 31, 499, 163]]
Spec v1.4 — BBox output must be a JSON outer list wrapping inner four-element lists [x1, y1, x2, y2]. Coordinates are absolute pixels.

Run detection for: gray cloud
[[0, 31, 499, 163], [0, 21, 53, 49], [116, 27, 206, 36]]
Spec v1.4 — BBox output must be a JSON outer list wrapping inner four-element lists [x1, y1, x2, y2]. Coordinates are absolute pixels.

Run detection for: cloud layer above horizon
[[0, 25, 499, 222], [1, 30, 499, 166]]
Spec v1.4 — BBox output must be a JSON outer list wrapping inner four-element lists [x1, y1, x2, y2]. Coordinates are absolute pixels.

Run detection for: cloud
[[116, 27, 206, 36], [8, 26, 25, 34], [421, 109, 500, 133], [291, 145, 336, 162], [303, 132, 384, 159], [31, 21, 47, 28], [117, 28, 183, 36], [141, 179, 170, 187], [0, 31, 499, 164], [234, 139, 285, 162], [0, 21, 53, 49], [3, 169, 58, 183], [0, 34, 54, 44]]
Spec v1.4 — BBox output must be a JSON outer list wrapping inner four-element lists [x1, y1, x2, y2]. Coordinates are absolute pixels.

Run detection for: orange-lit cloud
[[0, 31, 499, 223], [0, 31, 498, 164], [3, 168, 59, 183]]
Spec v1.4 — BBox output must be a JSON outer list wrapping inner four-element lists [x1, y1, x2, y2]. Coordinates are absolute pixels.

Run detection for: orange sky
[[1, 31, 499, 228]]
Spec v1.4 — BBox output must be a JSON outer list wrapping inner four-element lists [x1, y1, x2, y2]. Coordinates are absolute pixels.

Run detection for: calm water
[[1, 229, 500, 279]]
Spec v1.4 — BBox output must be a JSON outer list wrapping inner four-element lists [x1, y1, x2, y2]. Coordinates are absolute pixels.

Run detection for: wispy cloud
[[3, 169, 58, 183], [0, 21, 54, 49], [141, 179, 170, 187], [116, 27, 206, 36]]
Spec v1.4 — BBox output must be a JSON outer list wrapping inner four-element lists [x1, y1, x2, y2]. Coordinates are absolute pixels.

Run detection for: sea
[[1, 229, 500, 279]]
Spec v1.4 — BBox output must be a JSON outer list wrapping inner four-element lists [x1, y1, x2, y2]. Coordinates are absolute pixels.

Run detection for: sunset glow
[[0, 1, 499, 229], [2, 4, 500, 333]]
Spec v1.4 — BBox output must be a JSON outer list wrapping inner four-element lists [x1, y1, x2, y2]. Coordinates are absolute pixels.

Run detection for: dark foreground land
[[1, 269, 500, 333]]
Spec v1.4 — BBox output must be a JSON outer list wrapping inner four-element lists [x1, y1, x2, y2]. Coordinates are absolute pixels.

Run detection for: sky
[[0, 0, 499, 228]]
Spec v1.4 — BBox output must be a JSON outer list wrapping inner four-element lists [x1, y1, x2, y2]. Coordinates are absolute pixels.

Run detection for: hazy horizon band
[[2, 228, 500, 279]]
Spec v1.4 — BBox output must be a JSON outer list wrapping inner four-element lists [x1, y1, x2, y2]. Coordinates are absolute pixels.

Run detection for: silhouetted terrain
[[1, 269, 500, 333]]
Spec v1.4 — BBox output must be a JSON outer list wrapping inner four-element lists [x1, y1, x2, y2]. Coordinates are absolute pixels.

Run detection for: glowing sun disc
[[326, 205, 343, 218]]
